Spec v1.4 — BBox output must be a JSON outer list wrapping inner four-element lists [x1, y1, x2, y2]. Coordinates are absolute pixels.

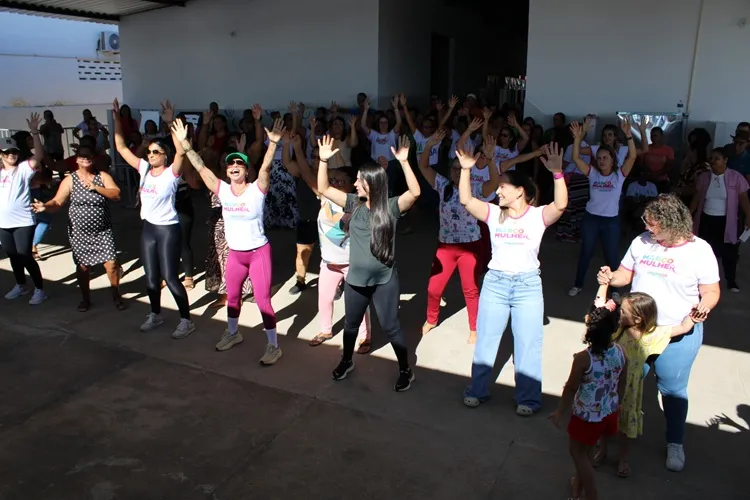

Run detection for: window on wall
[[77, 59, 122, 81]]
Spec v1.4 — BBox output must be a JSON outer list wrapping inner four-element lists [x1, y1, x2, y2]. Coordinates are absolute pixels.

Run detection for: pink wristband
[[553, 172, 564, 180]]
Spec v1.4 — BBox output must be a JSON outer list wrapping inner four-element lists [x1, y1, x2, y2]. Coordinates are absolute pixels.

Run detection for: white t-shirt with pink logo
[[367, 130, 397, 162], [586, 168, 626, 217], [138, 159, 180, 225], [621, 233, 719, 326], [414, 130, 439, 166], [216, 180, 267, 251], [590, 144, 629, 168], [0, 161, 36, 228], [448, 130, 478, 159], [485, 204, 550, 273], [494, 145, 519, 172], [435, 174, 485, 244]]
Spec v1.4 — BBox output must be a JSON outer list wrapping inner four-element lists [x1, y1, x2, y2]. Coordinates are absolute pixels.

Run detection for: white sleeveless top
[[138, 159, 180, 225]]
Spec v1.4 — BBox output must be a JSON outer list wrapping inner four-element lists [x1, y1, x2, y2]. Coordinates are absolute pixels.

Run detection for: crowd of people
[[2, 91, 749, 500]]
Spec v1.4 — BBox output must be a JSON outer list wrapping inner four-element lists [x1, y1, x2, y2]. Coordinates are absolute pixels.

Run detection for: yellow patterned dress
[[616, 326, 672, 438]]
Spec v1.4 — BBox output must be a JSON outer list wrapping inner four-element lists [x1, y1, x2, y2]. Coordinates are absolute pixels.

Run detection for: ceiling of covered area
[[0, 0, 187, 23]]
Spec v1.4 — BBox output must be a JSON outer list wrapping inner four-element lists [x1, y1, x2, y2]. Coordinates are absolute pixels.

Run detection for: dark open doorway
[[430, 33, 452, 99]]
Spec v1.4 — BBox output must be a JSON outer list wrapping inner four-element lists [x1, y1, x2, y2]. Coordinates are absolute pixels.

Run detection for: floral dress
[[263, 141, 298, 229], [616, 327, 671, 438]]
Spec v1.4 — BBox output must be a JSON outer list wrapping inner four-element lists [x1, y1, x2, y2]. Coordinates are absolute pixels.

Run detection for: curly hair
[[643, 194, 694, 245], [584, 304, 620, 356]]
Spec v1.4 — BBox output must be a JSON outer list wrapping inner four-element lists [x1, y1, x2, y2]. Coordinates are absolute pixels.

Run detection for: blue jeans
[[33, 218, 51, 247], [465, 269, 544, 409], [575, 212, 621, 287], [643, 322, 703, 445]]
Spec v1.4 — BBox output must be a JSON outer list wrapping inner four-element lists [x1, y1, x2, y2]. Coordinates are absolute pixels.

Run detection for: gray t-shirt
[[344, 193, 401, 287]]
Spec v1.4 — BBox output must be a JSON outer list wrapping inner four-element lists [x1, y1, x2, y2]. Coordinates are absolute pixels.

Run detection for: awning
[[0, 0, 187, 23]]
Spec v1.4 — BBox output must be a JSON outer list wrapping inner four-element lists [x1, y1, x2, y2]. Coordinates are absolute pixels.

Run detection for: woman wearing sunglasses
[[173, 118, 285, 365], [0, 113, 46, 305], [113, 98, 195, 338], [31, 144, 124, 311]]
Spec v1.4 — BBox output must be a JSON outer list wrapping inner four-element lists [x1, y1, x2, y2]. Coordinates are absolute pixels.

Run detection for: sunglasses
[[227, 159, 247, 166], [148, 149, 165, 155]]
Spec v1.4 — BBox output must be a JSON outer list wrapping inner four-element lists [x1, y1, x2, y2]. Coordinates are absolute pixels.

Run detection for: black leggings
[[141, 221, 190, 318], [698, 212, 739, 283], [0, 225, 44, 289], [178, 209, 194, 278], [343, 269, 408, 369]]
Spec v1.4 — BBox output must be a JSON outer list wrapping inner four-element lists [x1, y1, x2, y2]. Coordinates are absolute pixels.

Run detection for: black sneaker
[[332, 359, 355, 380], [289, 280, 307, 295], [334, 282, 344, 301], [394, 368, 415, 392], [728, 281, 740, 293]]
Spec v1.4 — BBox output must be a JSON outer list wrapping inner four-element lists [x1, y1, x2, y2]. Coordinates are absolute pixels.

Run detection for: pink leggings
[[319, 261, 370, 340], [226, 243, 275, 329]]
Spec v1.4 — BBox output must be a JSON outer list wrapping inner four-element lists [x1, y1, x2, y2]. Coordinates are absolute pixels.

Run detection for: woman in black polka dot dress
[[32, 145, 124, 311]]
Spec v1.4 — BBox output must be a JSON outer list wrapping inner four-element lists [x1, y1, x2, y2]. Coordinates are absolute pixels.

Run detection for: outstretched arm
[[540, 142, 568, 225], [26, 113, 44, 170], [112, 99, 141, 169], [481, 136, 500, 198], [417, 129, 444, 187], [31, 176, 72, 214], [393, 135, 421, 212], [391, 96, 402, 134], [258, 119, 285, 194], [400, 94, 417, 135], [172, 119, 220, 194], [317, 135, 347, 207], [619, 117, 637, 177], [161, 100, 185, 175], [457, 146, 488, 221], [569, 121, 591, 176], [360, 98, 371, 136]]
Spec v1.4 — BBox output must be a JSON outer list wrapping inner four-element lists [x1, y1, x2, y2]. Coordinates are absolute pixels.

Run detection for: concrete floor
[[0, 196, 748, 500]]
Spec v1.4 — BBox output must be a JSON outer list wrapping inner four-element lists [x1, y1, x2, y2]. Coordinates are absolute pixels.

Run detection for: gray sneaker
[[259, 343, 282, 365], [140, 313, 164, 332], [216, 330, 243, 351], [666, 443, 685, 472], [171, 319, 196, 339], [5, 284, 29, 300], [28, 288, 47, 305]]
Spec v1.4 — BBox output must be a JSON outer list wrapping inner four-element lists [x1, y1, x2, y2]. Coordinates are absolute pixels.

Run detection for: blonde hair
[[643, 194, 694, 245]]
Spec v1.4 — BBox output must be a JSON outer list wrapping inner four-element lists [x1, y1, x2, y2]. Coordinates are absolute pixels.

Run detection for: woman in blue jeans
[[568, 118, 636, 299], [598, 194, 720, 472], [457, 142, 568, 415]]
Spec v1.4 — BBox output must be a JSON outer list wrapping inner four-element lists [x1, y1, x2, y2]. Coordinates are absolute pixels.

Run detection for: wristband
[[553, 172, 564, 180], [625, 136, 633, 141], [269, 140, 279, 145], [319, 159, 328, 163]]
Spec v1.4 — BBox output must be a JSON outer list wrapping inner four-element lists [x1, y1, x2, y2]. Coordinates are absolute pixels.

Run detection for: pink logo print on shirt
[[223, 201, 250, 214], [591, 180, 614, 191], [140, 183, 157, 196], [638, 254, 676, 274], [495, 227, 531, 240]]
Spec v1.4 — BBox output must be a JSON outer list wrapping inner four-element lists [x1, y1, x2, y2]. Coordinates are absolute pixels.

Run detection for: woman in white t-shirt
[[491, 115, 530, 170], [361, 96, 402, 164], [598, 194, 720, 473], [0, 114, 46, 305], [113, 99, 195, 339], [567, 119, 636, 298], [175, 118, 285, 366], [458, 142, 568, 414], [419, 134, 500, 344]]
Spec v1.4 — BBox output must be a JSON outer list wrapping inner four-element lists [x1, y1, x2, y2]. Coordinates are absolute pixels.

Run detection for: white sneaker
[[568, 287, 582, 297], [666, 443, 685, 472], [216, 330, 243, 351], [171, 319, 196, 339], [259, 343, 282, 365], [28, 289, 47, 305], [140, 313, 164, 332], [5, 284, 29, 300]]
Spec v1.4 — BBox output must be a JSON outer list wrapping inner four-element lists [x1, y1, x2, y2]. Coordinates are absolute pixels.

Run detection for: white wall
[[0, 12, 121, 129], [120, 0, 380, 112], [525, 0, 750, 128]]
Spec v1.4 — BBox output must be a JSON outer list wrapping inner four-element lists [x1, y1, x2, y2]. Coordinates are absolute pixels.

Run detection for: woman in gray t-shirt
[[316, 135, 422, 392]]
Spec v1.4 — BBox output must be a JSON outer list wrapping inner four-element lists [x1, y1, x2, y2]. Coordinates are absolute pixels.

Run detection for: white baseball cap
[[1, 137, 19, 152]]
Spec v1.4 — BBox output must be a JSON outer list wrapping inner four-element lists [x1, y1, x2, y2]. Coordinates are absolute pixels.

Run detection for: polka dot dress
[[67, 172, 117, 266]]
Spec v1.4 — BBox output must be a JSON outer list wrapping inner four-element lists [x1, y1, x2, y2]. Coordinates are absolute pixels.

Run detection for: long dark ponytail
[[359, 163, 395, 267]]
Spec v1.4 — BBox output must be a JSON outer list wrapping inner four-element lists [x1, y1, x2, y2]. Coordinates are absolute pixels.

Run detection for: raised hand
[[203, 109, 215, 124], [160, 99, 175, 123], [298, 102, 306, 116], [569, 121, 583, 139], [427, 128, 446, 148], [30, 199, 46, 213], [482, 107, 492, 121], [582, 116, 593, 132], [265, 118, 285, 144], [364, 97, 371, 111], [540, 142, 563, 173], [27, 112, 41, 132], [170, 118, 189, 142], [112, 98, 121, 116], [391, 95, 399, 109], [448, 95, 459, 109], [288, 101, 298, 114], [620, 116, 632, 135], [330, 101, 339, 114], [508, 114, 519, 129], [348, 115, 357, 129], [482, 135, 497, 158], [399, 94, 407, 107], [456, 144, 480, 170], [390, 135, 410, 162], [290, 133, 303, 150], [468, 117, 484, 133], [317, 135, 340, 161], [252, 103, 263, 121]]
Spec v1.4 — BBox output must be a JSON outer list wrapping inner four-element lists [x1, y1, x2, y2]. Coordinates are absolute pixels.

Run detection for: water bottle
[[677, 100, 684, 116]]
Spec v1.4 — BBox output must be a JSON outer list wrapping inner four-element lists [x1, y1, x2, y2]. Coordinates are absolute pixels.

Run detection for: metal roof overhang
[[0, 0, 186, 23]]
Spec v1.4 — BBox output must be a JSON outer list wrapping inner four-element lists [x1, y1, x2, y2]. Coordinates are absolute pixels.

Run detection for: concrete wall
[[525, 0, 750, 129], [0, 12, 121, 130], [120, 0, 380, 112]]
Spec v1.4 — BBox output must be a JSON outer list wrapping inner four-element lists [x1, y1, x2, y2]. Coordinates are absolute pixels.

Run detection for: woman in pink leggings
[[173, 118, 285, 365], [281, 136, 370, 351]]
